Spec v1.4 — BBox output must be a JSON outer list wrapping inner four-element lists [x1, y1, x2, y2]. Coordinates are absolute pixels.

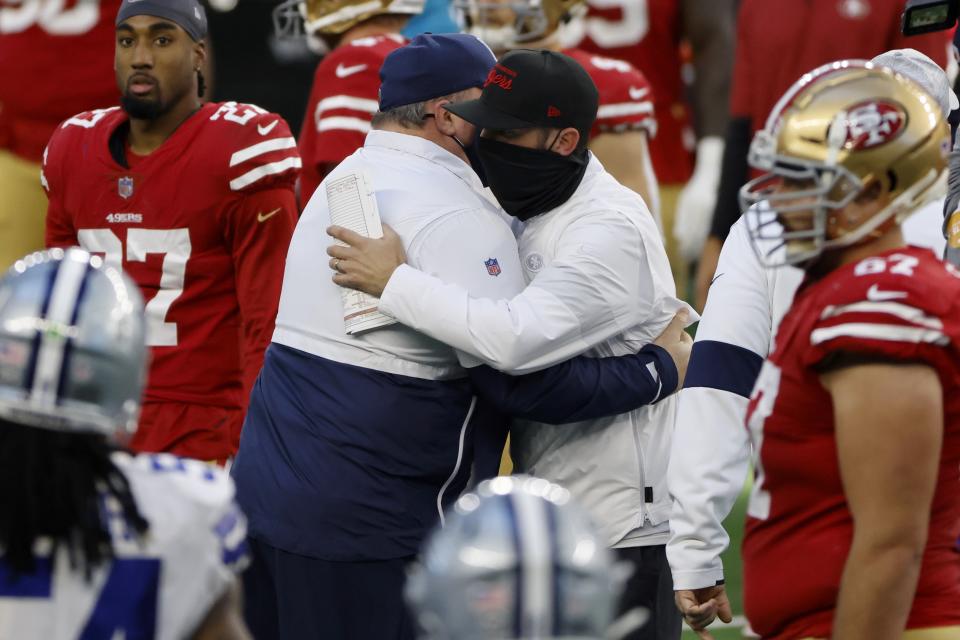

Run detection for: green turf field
[[680, 485, 751, 640]]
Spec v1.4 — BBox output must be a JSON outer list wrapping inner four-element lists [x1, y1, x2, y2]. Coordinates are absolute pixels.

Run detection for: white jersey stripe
[[597, 102, 655, 119], [229, 156, 302, 191], [810, 322, 949, 347], [317, 116, 372, 134], [316, 95, 379, 115], [821, 300, 944, 330], [229, 137, 297, 167]]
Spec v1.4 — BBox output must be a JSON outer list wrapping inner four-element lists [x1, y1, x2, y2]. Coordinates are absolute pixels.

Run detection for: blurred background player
[[560, 0, 737, 297], [458, 0, 662, 222], [43, 0, 301, 463], [696, 0, 952, 310], [0, 0, 123, 270], [406, 475, 639, 640], [0, 248, 250, 640], [274, 0, 426, 204], [738, 64, 960, 639]]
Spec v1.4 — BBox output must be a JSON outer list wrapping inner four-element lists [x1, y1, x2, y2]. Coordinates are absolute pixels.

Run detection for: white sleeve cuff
[[670, 566, 727, 591]]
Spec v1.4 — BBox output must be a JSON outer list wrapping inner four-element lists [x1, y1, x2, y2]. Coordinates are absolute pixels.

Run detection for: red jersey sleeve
[[298, 42, 390, 203], [729, 0, 756, 121], [211, 104, 299, 403], [803, 249, 960, 385], [210, 103, 301, 194], [565, 49, 657, 139], [42, 114, 81, 249], [220, 188, 297, 402]]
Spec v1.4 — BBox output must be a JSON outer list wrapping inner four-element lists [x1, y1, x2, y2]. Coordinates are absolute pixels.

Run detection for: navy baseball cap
[[446, 49, 599, 140], [378, 33, 497, 111], [116, 0, 208, 41]]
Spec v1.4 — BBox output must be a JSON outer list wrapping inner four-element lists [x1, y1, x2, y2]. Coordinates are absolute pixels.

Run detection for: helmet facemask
[[740, 126, 866, 269], [455, 0, 582, 52]]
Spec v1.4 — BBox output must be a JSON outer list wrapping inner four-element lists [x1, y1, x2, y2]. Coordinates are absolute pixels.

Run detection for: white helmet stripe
[[30, 251, 90, 408], [511, 489, 554, 637]]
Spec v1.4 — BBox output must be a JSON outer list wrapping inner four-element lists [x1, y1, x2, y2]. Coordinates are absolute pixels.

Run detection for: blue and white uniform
[[0, 453, 246, 640]]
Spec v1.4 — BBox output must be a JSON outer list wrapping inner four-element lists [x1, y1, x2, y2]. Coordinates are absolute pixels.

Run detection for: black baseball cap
[[445, 49, 599, 140]]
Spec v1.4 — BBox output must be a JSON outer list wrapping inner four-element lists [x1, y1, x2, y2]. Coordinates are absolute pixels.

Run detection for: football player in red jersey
[[43, 0, 301, 463], [0, 0, 124, 270], [273, 0, 425, 205], [738, 62, 960, 639], [560, 0, 736, 297], [457, 0, 661, 224], [697, 0, 951, 312]]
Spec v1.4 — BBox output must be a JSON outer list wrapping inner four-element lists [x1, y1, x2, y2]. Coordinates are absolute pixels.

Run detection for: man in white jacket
[[666, 48, 954, 638], [329, 48, 694, 640]]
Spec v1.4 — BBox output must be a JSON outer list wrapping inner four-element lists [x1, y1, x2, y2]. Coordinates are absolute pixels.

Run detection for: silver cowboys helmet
[[0, 248, 147, 439], [406, 475, 632, 640]]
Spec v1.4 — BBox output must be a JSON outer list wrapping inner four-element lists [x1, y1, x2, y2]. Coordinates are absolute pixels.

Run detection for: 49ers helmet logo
[[843, 100, 907, 150]]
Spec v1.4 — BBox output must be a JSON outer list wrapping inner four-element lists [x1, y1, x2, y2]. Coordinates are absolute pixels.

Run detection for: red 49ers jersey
[[743, 246, 960, 639], [0, 0, 122, 162], [563, 0, 691, 184], [562, 48, 655, 140], [43, 103, 300, 417], [299, 34, 406, 204]]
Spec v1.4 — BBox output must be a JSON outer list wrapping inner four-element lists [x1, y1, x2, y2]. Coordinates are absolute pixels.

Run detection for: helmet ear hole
[[854, 177, 884, 204]]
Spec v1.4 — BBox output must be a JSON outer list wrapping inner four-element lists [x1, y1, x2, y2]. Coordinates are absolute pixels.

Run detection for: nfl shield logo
[[118, 176, 134, 199], [484, 258, 501, 276]]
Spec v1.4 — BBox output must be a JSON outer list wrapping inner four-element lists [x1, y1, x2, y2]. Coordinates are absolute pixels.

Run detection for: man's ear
[[551, 127, 581, 156], [431, 99, 459, 135], [194, 40, 207, 70]]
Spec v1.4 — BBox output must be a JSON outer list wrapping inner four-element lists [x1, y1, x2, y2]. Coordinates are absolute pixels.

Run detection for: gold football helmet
[[273, 0, 424, 45], [455, 0, 585, 52], [740, 60, 950, 268]]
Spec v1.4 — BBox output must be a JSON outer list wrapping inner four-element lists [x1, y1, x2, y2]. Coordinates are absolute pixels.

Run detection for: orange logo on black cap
[[547, 106, 562, 117], [484, 64, 517, 91]]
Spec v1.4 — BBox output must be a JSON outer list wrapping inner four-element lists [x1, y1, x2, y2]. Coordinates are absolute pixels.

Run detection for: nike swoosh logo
[[866, 283, 908, 301], [336, 63, 368, 78], [257, 208, 281, 223], [629, 86, 649, 101], [257, 120, 279, 136]]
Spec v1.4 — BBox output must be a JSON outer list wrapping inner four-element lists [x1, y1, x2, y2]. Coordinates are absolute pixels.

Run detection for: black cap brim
[[445, 98, 537, 131]]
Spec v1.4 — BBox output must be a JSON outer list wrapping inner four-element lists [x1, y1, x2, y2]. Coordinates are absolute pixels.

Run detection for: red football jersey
[[299, 34, 406, 204], [732, 0, 951, 140], [563, 0, 691, 184], [562, 48, 656, 140], [43, 103, 300, 453], [0, 0, 121, 163], [743, 246, 960, 639]]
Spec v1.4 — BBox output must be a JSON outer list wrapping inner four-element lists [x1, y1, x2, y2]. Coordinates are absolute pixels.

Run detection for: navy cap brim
[[445, 98, 537, 131]]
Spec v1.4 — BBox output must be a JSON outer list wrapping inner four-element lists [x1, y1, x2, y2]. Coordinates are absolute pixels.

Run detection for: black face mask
[[423, 112, 488, 185], [452, 134, 488, 186], [477, 137, 589, 221]]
